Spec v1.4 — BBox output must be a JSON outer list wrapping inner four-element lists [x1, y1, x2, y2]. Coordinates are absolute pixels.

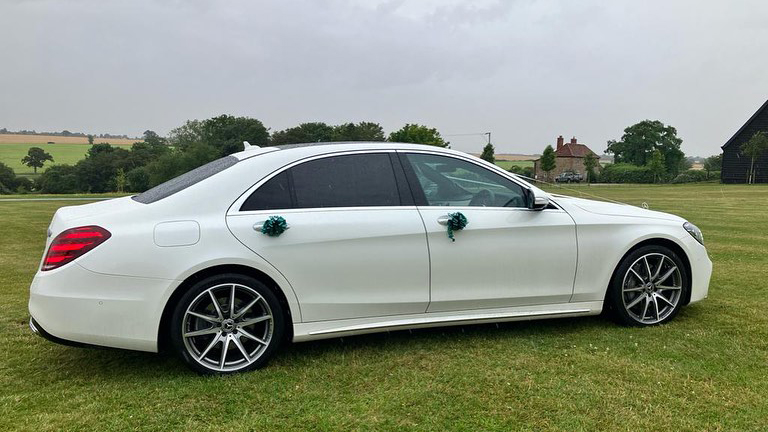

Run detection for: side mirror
[[527, 188, 550, 210]]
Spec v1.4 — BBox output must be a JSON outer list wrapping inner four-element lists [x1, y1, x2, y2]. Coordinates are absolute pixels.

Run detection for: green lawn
[[0, 142, 133, 178], [1, 184, 767, 430]]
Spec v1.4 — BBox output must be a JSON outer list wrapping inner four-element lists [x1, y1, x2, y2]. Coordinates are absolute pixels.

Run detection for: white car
[[29, 142, 712, 374]]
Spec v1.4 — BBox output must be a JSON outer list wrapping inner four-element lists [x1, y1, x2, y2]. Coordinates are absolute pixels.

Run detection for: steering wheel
[[469, 189, 496, 207], [502, 195, 524, 208]]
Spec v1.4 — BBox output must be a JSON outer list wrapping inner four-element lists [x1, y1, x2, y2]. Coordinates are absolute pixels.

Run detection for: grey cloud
[[1, 0, 767, 156]]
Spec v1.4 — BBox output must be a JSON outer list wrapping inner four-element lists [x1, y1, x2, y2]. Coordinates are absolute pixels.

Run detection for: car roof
[[231, 141, 460, 161]]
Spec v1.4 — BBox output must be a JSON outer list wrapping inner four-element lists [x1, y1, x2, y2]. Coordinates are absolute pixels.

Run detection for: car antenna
[[243, 141, 260, 150]]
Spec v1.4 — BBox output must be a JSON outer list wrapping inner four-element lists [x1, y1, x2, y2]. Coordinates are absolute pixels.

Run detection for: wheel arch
[[604, 237, 693, 308], [157, 264, 296, 352]]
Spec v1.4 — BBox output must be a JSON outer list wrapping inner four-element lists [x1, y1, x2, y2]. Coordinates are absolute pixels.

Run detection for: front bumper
[[682, 234, 712, 304], [28, 262, 178, 352]]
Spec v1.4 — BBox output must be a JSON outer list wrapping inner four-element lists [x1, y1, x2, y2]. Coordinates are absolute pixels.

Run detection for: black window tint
[[240, 170, 293, 211], [291, 153, 400, 208], [132, 156, 238, 204]]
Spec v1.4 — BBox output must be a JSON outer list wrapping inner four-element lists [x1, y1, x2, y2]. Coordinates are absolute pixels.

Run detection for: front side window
[[403, 153, 528, 208]]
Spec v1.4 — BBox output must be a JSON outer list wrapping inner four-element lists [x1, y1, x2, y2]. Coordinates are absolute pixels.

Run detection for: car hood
[[551, 194, 685, 222]]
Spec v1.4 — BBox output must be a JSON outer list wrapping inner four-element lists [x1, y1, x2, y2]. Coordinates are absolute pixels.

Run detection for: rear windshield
[[132, 156, 239, 204]]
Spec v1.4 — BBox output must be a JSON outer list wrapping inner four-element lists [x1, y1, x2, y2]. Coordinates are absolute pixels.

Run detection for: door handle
[[437, 215, 450, 226], [253, 221, 291, 231]]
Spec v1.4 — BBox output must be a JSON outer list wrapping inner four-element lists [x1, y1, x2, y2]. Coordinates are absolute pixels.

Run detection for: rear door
[[226, 151, 430, 322]]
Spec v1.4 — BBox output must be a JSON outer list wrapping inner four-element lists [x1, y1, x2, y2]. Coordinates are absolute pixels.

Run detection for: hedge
[[598, 163, 657, 183]]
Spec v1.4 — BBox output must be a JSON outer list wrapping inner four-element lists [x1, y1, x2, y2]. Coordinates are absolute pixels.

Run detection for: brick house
[[533, 136, 601, 181]]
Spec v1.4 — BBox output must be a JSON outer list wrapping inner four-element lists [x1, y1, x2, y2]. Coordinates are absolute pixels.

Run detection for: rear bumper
[[28, 263, 177, 352], [29, 317, 89, 348]]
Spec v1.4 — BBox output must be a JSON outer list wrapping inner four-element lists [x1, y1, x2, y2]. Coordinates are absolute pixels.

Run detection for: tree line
[[0, 116, 450, 194], [534, 120, 723, 184]]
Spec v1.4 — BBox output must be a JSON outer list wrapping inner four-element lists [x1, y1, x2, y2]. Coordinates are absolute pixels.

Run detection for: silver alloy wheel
[[182, 283, 274, 372], [621, 252, 683, 325]]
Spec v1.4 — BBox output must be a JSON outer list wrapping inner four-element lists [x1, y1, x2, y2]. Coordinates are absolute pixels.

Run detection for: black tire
[[170, 273, 286, 374], [607, 245, 689, 327]]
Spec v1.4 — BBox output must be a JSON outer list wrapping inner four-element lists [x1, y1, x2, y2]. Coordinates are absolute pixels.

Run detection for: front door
[[226, 152, 430, 322], [399, 152, 577, 312]]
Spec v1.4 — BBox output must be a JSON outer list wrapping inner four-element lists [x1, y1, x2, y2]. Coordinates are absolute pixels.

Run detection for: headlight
[[683, 222, 704, 245]]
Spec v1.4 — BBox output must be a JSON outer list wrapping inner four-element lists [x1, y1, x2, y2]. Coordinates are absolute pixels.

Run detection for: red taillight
[[42, 226, 111, 271]]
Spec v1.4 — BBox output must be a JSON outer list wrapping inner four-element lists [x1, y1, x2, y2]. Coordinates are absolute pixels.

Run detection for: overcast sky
[[2, 0, 767, 156]]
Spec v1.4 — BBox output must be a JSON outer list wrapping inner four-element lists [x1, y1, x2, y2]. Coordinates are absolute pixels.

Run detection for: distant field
[[494, 160, 534, 170], [0, 135, 137, 177], [0, 134, 137, 145]]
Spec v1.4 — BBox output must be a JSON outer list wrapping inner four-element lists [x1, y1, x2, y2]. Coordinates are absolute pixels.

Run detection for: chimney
[[571, 136, 578, 145], [556, 135, 564, 150]]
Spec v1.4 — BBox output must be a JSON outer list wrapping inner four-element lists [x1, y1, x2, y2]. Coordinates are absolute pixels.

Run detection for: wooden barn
[[722, 99, 768, 183]]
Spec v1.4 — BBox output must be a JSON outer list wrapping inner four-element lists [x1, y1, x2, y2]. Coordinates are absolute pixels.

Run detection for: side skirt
[[292, 301, 603, 342]]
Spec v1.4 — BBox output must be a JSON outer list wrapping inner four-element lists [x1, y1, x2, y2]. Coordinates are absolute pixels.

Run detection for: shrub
[[671, 169, 713, 184], [126, 166, 151, 192], [507, 165, 533, 178], [598, 163, 657, 183], [0, 162, 19, 193], [15, 177, 33, 193], [37, 165, 81, 194]]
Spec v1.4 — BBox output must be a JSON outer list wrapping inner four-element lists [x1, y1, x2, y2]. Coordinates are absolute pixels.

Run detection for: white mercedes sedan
[[29, 142, 712, 374]]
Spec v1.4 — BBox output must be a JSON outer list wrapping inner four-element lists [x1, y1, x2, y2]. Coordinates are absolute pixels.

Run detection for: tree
[[332, 122, 385, 141], [142, 143, 219, 188], [270, 122, 335, 146], [36, 165, 80, 194], [74, 144, 133, 192], [584, 153, 598, 183], [21, 147, 54, 173], [169, 119, 204, 150], [169, 115, 269, 157], [200, 115, 270, 156], [605, 120, 685, 176], [87, 134, 94, 145], [648, 149, 666, 183], [388, 124, 449, 147], [142, 130, 166, 146], [0, 162, 19, 193], [703, 154, 722, 179], [480, 142, 495, 163], [115, 168, 127, 193], [741, 131, 768, 184], [539, 145, 556, 181]]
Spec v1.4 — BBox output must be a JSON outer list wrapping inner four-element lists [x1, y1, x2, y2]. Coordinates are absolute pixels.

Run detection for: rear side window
[[239, 153, 401, 210], [292, 153, 400, 208], [240, 171, 292, 211], [133, 156, 238, 204]]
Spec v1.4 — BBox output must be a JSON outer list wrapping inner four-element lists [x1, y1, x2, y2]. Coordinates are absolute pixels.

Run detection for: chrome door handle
[[437, 215, 450, 226], [253, 221, 291, 231]]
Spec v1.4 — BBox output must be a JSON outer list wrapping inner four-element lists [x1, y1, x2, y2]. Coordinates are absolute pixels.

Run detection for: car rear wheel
[[170, 273, 285, 374], [608, 245, 688, 326]]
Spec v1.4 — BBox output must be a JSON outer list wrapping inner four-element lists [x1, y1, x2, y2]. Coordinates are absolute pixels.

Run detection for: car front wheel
[[608, 245, 689, 326], [170, 273, 285, 374]]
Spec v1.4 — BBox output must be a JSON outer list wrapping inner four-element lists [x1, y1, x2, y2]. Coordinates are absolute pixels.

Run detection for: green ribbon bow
[[446, 212, 468, 242], [261, 216, 288, 237]]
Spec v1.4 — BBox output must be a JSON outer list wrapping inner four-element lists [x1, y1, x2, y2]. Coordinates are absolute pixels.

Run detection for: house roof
[[722, 98, 768, 149], [555, 143, 597, 158]]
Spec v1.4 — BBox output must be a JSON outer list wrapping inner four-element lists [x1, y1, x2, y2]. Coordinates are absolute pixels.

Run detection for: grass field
[[494, 159, 534, 170], [1, 184, 767, 430], [0, 134, 137, 177]]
